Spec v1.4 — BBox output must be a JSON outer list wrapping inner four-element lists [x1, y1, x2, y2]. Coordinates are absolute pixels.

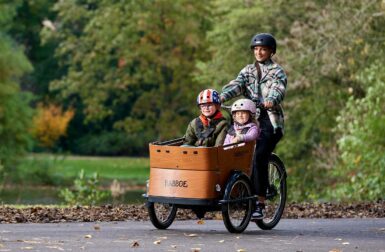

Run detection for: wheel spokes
[[154, 203, 173, 223], [228, 181, 250, 227], [264, 163, 282, 221]]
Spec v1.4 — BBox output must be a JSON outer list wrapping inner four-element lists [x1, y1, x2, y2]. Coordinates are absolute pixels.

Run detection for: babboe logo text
[[164, 179, 188, 188]]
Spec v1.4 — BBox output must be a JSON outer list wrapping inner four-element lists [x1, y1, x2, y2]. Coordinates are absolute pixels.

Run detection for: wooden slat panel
[[148, 168, 220, 199], [217, 142, 255, 185], [149, 144, 219, 171]]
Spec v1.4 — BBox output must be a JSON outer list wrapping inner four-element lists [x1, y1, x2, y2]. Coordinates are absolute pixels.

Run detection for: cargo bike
[[144, 137, 287, 233]]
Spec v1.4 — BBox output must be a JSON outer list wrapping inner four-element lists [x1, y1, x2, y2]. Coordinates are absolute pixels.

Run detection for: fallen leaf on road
[[46, 246, 65, 251], [329, 249, 342, 252], [237, 249, 246, 252], [236, 236, 240, 239], [20, 240, 41, 244], [131, 241, 139, 248], [153, 240, 161, 245], [197, 219, 205, 225], [334, 238, 342, 241], [214, 213, 222, 220], [379, 228, 385, 232], [342, 242, 350, 245], [94, 225, 100, 231], [190, 248, 201, 252], [218, 240, 225, 243], [21, 247, 34, 250], [84, 234, 92, 239], [184, 233, 198, 237]]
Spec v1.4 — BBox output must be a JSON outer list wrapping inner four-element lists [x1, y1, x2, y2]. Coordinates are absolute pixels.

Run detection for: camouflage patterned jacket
[[183, 117, 228, 147], [220, 59, 287, 132]]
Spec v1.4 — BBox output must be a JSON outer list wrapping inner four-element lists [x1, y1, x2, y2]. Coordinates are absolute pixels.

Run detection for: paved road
[[0, 219, 384, 251]]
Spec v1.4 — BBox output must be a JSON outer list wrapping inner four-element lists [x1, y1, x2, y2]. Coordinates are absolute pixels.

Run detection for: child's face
[[253, 45, 272, 62], [233, 111, 250, 125], [200, 103, 217, 117]]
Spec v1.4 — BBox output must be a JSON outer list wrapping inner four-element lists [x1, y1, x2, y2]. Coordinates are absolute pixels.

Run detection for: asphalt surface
[[0, 219, 384, 252]]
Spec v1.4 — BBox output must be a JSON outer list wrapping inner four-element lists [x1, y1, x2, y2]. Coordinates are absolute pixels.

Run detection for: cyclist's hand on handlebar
[[263, 101, 274, 109]]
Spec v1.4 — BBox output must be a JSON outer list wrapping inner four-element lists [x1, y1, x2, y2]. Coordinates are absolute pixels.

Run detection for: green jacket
[[183, 117, 228, 147], [221, 59, 287, 132]]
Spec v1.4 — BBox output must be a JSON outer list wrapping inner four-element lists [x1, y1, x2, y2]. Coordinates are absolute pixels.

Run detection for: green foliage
[[328, 62, 385, 201], [43, 0, 211, 142], [0, 1, 21, 31], [59, 169, 110, 206], [3, 0, 384, 203], [282, 0, 385, 201], [0, 3, 34, 178], [72, 131, 150, 156], [196, 0, 385, 201], [13, 155, 66, 186], [9, 0, 62, 96]]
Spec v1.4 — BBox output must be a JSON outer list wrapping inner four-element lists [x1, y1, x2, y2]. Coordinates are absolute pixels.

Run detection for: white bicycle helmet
[[231, 99, 256, 114]]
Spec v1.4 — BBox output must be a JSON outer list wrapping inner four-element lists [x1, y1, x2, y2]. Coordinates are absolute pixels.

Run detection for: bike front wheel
[[222, 172, 253, 233], [148, 202, 177, 229]]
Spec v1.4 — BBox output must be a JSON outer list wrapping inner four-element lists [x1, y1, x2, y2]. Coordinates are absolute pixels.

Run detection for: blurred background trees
[[0, 1, 34, 180], [1, 0, 384, 201], [31, 103, 74, 148], [40, 0, 211, 155], [196, 0, 385, 201]]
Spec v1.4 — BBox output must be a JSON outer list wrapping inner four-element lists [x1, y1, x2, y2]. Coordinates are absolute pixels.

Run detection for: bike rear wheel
[[256, 154, 287, 230]]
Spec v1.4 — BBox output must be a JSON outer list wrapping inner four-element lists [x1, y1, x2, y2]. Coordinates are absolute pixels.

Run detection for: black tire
[[256, 154, 287, 230], [222, 172, 253, 233], [148, 202, 177, 229]]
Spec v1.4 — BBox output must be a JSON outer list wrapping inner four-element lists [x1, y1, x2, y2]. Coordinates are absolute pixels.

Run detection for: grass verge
[[15, 153, 150, 186]]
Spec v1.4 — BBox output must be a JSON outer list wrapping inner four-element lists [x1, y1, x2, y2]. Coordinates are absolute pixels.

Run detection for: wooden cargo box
[[148, 141, 255, 201]]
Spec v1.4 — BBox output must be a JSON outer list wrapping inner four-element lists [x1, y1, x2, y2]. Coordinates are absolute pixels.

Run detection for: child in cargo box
[[183, 89, 228, 147], [224, 98, 260, 145]]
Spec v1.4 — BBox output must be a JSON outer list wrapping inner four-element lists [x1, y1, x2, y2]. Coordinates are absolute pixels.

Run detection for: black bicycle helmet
[[250, 33, 276, 54]]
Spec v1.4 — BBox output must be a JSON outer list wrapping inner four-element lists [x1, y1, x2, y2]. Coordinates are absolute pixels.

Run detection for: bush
[[0, 33, 33, 180], [30, 103, 74, 149], [329, 62, 385, 201], [71, 131, 151, 156], [59, 169, 110, 206], [13, 155, 70, 186]]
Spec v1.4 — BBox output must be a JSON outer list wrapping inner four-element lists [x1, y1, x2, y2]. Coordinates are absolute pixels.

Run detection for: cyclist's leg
[[252, 119, 282, 199], [252, 116, 274, 195], [251, 120, 282, 219]]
